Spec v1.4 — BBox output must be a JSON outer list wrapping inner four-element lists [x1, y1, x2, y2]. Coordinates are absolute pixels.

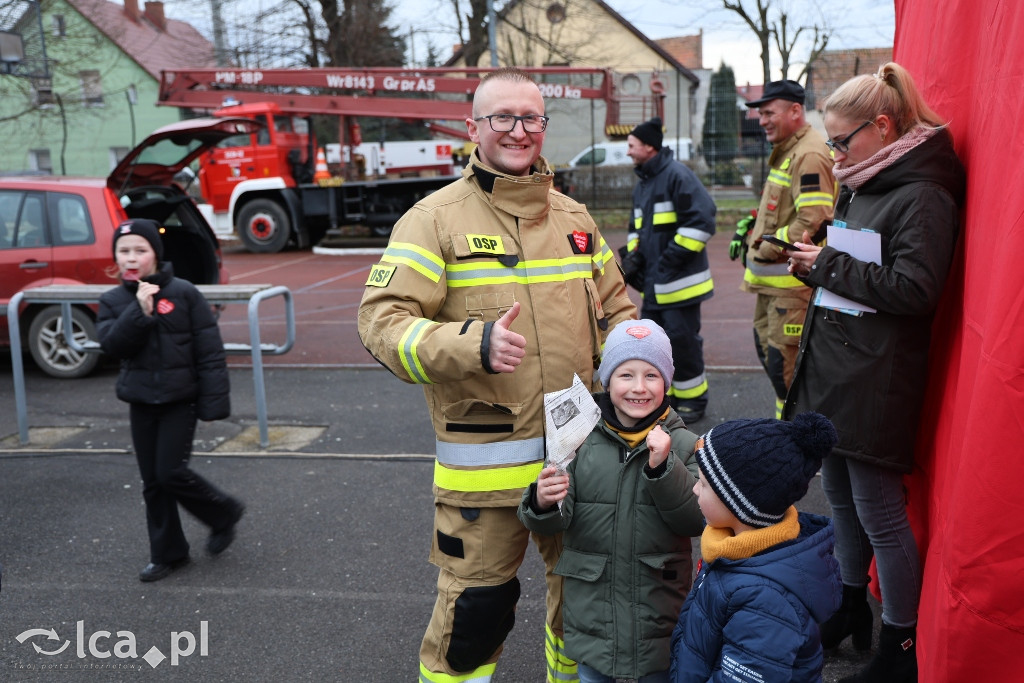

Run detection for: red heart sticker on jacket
[[157, 299, 174, 315], [572, 230, 590, 252]]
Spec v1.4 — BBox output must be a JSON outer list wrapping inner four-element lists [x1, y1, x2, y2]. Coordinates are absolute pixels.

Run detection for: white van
[[567, 137, 693, 167]]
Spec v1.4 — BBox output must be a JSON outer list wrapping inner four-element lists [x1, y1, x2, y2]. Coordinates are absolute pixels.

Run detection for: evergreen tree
[[702, 62, 739, 165]]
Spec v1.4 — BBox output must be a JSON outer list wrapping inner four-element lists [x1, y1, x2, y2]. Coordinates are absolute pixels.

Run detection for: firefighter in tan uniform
[[731, 80, 835, 418], [357, 67, 636, 683]]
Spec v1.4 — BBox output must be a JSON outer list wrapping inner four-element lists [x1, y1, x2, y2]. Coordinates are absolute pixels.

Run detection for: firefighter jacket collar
[[464, 153, 553, 221], [769, 122, 813, 164], [632, 146, 676, 181]]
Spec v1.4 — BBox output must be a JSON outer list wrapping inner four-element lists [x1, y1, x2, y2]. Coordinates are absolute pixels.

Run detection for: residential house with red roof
[[0, 0, 216, 176]]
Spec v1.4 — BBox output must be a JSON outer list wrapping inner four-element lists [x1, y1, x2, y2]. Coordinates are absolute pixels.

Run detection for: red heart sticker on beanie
[[156, 299, 174, 315], [626, 325, 651, 339]]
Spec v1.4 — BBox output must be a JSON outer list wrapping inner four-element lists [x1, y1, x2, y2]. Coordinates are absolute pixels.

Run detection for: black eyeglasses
[[474, 114, 550, 133], [826, 120, 873, 153]]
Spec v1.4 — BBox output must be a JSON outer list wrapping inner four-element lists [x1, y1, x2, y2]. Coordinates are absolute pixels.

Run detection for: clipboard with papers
[[813, 221, 882, 315]]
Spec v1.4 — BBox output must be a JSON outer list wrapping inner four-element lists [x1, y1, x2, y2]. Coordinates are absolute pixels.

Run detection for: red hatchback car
[[0, 117, 260, 378]]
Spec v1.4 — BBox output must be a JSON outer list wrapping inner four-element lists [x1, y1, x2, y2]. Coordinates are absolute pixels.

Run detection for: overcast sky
[[393, 0, 897, 84], [167, 0, 896, 85]]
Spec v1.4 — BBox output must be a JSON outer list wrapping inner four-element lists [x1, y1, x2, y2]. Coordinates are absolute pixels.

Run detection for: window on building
[[79, 70, 103, 106], [109, 146, 129, 171], [29, 149, 53, 174], [32, 78, 54, 107], [52, 15, 66, 37]]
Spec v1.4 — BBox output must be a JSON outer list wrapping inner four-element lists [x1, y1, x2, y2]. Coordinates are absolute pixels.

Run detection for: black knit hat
[[112, 218, 164, 262], [744, 79, 805, 108], [696, 412, 837, 528], [630, 117, 663, 150]]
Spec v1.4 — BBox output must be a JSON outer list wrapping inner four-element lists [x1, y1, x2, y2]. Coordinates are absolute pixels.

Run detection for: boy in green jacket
[[519, 319, 705, 682]]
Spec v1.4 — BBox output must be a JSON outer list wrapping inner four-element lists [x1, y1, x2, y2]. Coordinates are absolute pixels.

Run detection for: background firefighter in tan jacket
[[357, 67, 636, 683], [733, 80, 835, 418]]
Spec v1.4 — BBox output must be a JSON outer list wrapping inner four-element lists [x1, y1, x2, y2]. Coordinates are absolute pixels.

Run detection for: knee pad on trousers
[[765, 345, 788, 400], [446, 577, 521, 672]]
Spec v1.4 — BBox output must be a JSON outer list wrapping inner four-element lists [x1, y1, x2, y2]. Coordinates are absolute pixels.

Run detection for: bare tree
[[453, 0, 490, 67], [721, 0, 832, 84]]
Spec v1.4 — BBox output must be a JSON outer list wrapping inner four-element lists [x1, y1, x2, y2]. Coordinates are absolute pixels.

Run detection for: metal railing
[[7, 283, 295, 448]]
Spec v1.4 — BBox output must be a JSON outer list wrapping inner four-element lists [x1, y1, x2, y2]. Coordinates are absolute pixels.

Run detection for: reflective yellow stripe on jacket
[[743, 259, 804, 289], [768, 167, 792, 188], [653, 269, 714, 305], [381, 241, 445, 283], [651, 200, 677, 226], [795, 191, 834, 210], [633, 200, 677, 229], [399, 318, 438, 384], [434, 438, 545, 492], [673, 226, 711, 253], [434, 461, 544, 493]]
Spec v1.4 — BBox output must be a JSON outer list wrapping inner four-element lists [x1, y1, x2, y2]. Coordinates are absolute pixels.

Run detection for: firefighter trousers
[[643, 305, 708, 413], [752, 293, 808, 416], [419, 503, 577, 683]]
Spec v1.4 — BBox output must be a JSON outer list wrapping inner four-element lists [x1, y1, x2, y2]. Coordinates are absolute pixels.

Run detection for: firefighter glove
[[729, 210, 757, 261]]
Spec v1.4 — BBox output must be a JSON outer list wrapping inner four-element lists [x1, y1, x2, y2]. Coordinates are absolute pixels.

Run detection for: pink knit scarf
[[832, 126, 939, 191]]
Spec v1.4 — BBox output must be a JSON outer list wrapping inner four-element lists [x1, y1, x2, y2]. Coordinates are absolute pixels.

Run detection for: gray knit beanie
[[598, 319, 674, 391]]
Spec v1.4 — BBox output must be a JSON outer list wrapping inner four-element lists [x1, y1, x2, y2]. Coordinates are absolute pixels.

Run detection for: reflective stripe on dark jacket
[[629, 147, 716, 309]]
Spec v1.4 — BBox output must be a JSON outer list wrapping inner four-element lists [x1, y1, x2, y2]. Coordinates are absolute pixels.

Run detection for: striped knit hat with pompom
[[695, 412, 837, 528]]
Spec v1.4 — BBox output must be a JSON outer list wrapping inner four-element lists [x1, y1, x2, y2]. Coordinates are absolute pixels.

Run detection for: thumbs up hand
[[487, 302, 527, 373]]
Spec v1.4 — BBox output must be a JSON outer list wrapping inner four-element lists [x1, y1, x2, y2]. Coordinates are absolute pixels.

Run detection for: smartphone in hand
[[762, 235, 799, 251]]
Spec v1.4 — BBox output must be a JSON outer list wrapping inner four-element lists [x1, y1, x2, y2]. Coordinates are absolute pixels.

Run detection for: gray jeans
[[819, 454, 921, 628]]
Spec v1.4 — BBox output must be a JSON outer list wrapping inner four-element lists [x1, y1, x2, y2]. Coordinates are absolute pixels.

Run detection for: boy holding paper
[[518, 319, 704, 683]]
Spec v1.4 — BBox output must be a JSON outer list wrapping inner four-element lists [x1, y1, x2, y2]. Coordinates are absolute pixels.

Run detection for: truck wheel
[[237, 199, 291, 253], [27, 305, 100, 379]]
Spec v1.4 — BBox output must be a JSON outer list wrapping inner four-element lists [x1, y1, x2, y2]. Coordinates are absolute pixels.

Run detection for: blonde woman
[[784, 63, 966, 683]]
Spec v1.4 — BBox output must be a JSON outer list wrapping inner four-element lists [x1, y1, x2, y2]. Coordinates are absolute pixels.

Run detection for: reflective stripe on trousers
[[419, 661, 496, 683], [546, 623, 579, 683]]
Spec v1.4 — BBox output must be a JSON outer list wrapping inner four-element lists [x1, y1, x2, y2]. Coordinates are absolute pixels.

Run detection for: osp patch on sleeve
[[365, 263, 397, 288]]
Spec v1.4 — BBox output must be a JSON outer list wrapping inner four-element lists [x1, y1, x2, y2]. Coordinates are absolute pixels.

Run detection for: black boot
[[840, 623, 917, 683], [821, 584, 873, 650]]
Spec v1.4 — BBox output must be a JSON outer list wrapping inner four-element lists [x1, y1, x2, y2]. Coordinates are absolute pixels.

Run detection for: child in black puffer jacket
[[97, 218, 244, 582]]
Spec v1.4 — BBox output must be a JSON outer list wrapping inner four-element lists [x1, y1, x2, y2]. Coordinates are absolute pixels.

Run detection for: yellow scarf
[[606, 406, 673, 449], [700, 506, 801, 563]]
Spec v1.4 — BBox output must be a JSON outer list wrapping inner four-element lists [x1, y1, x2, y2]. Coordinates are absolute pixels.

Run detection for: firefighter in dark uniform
[[623, 117, 717, 423]]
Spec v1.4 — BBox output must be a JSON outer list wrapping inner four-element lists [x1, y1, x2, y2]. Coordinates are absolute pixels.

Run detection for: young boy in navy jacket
[[671, 413, 841, 682]]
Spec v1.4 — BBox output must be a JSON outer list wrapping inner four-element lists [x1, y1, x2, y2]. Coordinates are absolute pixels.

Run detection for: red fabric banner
[[893, 1, 1024, 678]]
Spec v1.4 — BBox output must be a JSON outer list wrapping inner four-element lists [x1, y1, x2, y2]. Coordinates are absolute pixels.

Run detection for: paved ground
[[0, 228, 879, 681]]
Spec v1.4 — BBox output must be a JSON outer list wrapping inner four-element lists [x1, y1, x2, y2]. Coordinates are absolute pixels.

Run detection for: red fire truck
[[157, 67, 664, 252]]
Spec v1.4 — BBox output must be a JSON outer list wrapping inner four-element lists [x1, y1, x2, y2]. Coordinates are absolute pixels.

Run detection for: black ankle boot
[[820, 584, 873, 650], [840, 623, 917, 683]]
